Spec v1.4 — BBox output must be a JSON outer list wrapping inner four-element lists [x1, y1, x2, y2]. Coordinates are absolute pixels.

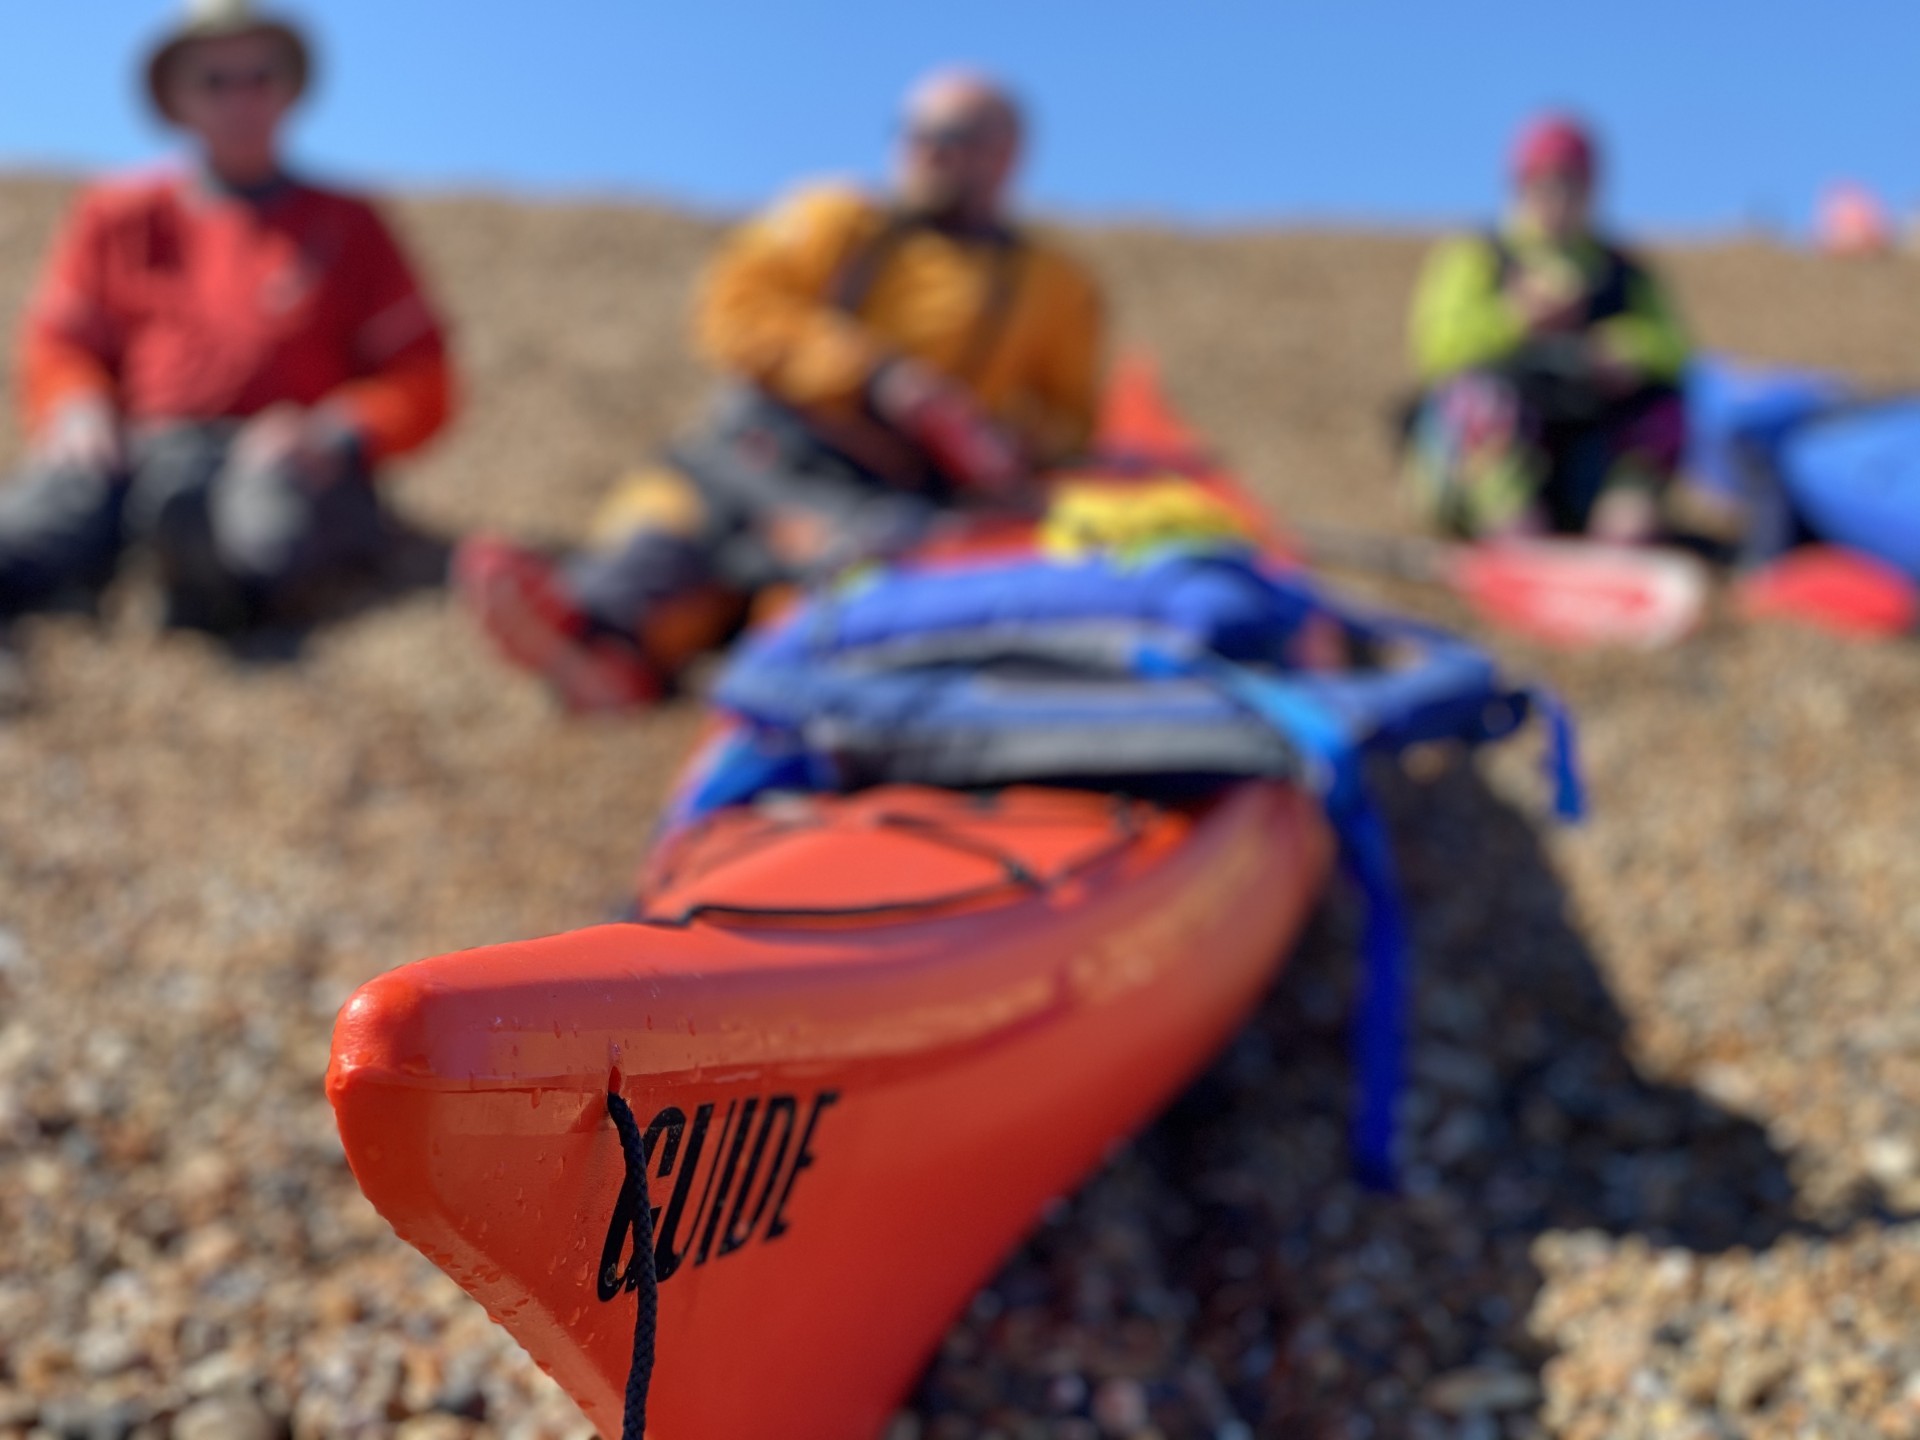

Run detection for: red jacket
[[18, 169, 455, 465]]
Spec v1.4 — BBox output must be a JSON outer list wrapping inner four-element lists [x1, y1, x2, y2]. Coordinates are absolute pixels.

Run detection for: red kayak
[[327, 367, 1356, 1437]]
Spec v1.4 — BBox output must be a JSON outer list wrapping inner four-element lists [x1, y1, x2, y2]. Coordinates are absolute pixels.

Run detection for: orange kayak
[[327, 368, 1342, 1438], [330, 781, 1331, 1438]]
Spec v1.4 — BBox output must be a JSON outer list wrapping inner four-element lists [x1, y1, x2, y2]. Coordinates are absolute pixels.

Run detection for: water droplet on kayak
[[530, 1088, 542, 1109]]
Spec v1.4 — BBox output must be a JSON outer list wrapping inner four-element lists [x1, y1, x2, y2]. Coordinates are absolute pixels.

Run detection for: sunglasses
[[1520, 171, 1591, 196], [902, 120, 995, 152], [186, 65, 286, 96]]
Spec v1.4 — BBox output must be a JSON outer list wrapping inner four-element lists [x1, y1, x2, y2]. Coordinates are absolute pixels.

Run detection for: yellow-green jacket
[[1408, 226, 1689, 386]]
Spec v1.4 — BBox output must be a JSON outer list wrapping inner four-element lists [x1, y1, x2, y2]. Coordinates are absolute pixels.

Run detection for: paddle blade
[[1735, 545, 1919, 637], [1443, 539, 1710, 650]]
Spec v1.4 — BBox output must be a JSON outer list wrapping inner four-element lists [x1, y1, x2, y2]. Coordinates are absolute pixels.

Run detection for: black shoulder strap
[[1585, 241, 1640, 322], [1484, 230, 1516, 287], [955, 230, 1026, 385], [828, 211, 921, 315]]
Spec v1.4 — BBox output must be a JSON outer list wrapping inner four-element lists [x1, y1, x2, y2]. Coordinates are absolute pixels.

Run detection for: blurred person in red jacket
[[457, 69, 1106, 712], [6, 0, 454, 634]]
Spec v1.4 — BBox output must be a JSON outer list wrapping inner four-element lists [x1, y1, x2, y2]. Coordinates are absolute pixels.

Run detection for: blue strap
[[666, 729, 836, 827], [1145, 646, 1407, 1189], [1221, 674, 1408, 1190], [1143, 647, 1585, 1191], [1530, 686, 1586, 822], [1339, 791, 1409, 1192]]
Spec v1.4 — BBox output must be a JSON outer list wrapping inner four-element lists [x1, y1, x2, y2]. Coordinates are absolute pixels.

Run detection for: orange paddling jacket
[[18, 169, 455, 465], [694, 182, 1106, 469]]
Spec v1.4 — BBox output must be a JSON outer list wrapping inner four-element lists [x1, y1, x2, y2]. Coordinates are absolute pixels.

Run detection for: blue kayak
[[1774, 401, 1920, 578]]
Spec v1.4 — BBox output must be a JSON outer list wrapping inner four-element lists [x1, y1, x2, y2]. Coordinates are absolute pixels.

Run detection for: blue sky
[[0, 2, 1913, 234]]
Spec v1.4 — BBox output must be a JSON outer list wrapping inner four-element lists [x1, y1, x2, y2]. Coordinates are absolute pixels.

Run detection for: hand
[[36, 394, 123, 474], [871, 360, 1025, 496], [868, 357, 951, 429], [234, 404, 361, 490], [912, 392, 1026, 497], [1583, 337, 1642, 396], [233, 404, 307, 472], [1507, 270, 1584, 335]]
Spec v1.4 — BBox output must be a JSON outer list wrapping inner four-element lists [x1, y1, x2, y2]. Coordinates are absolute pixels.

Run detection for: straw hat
[[144, 0, 312, 123]]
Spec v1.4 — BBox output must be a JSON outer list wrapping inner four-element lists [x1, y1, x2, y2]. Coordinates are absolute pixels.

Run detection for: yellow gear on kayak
[[1040, 476, 1258, 562]]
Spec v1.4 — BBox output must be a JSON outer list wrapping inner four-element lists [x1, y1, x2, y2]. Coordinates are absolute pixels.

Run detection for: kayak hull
[[328, 780, 1332, 1438], [1779, 400, 1920, 579]]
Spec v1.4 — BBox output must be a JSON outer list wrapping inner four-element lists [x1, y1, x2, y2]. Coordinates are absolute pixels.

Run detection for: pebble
[[171, 1397, 282, 1440], [392, 1417, 479, 1440], [1425, 1368, 1543, 1416], [0, 1390, 38, 1428], [177, 1352, 258, 1401], [0, 638, 30, 717], [1092, 1379, 1150, 1436]]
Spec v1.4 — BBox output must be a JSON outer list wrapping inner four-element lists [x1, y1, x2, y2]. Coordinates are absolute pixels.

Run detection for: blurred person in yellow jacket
[[1404, 114, 1689, 543], [457, 69, 1106, 711]]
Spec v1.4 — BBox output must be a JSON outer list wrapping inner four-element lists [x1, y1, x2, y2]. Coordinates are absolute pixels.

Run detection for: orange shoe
[[454, 535, 664, 712]]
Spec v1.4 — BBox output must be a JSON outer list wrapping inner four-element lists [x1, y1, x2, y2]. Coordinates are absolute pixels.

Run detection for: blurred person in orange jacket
[[1403, 114, 1689, 543], [457, 68, 1106, 712], [6, 0, 454, 634]]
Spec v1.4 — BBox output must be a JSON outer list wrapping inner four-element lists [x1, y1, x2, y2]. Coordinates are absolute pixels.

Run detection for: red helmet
[[1512, 114, 1598, 186]]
